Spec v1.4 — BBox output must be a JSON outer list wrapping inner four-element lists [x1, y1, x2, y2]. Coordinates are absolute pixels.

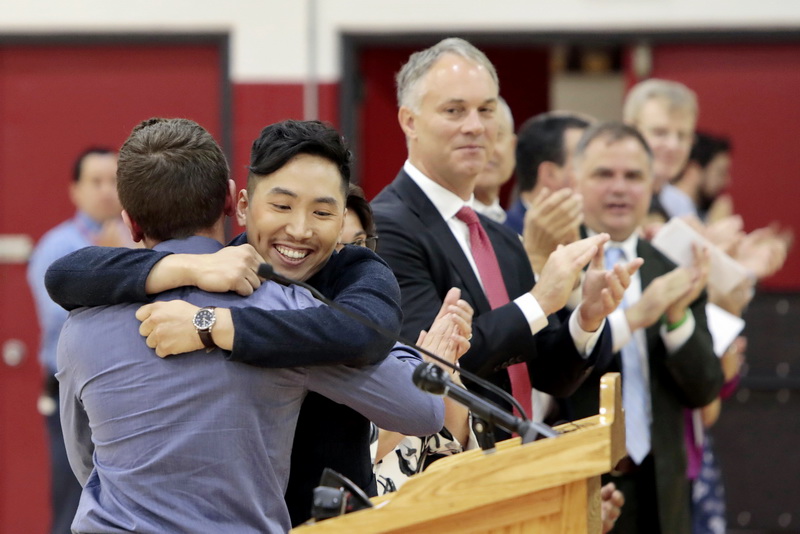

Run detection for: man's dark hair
[[72, 147, 116, 182], [116, 118, 229, 242], [574, 121, 653, 164], [689, 132, 731, 168], [247, 120, 351, 198], [515, 112, 591, 192], [346, 184, 377, 239]]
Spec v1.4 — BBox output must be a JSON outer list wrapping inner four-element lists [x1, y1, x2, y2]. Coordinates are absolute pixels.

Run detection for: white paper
[[705, 302, 745, 358], [651, 217, 750, 295]]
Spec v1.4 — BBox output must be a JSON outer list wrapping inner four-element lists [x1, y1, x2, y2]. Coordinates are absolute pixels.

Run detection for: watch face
[[193, 308, 215, 330]]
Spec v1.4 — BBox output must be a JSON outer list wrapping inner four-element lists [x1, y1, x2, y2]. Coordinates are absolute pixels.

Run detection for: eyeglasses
[[339, 236, 379, 252]]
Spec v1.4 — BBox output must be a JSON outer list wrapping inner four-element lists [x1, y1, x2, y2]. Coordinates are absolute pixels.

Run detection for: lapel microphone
[[257, 263, 558, 443]]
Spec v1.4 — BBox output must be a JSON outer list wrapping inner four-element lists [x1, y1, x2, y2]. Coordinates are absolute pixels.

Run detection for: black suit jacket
[[372, 170, 610, 418], [565, 237, 724, 534]]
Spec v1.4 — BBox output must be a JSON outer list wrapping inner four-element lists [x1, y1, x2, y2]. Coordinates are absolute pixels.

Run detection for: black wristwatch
[[192, 306, 217, 351]]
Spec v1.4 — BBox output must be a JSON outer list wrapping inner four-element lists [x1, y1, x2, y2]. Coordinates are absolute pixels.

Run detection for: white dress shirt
[[473, 197, 508, 224]]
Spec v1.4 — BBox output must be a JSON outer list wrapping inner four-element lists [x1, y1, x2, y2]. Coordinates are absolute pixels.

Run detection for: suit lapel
[[391, 171, 492, 312], [636, 239, 665, 349]]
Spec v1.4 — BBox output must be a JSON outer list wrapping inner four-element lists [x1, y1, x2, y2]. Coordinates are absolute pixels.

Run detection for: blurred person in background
[[511, 111, 593, 277], [623, 78, 697, 224], [506, 111, 591, 237], [27, 147, 130, 534], [472, 96, 516, 224]]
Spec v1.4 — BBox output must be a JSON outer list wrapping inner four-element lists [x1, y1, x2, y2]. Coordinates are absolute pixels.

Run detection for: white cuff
[[660, 309, 696, 354], [514, 292, 549, 335], [608, 308, 633, 353], [568, 304, 604, 357]]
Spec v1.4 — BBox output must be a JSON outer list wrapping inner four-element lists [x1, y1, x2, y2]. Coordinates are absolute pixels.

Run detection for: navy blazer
[[371, 170, 611, 415], [504, 198, 527, 235]]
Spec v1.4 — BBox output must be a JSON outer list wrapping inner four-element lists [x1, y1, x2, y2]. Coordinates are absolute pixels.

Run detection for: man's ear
[[224, 179, 237, 217], [235, 189, 249, 227], [121, 210, 143, 243], [398, 106, 417, 140]]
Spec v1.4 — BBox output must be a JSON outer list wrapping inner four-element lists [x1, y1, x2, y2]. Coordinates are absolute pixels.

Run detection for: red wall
[[0, 41, 223, 534], [630, 42, 800, 290]]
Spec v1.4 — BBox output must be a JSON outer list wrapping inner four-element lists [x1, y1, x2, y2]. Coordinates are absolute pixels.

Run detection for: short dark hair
[[117, 118, 229, 242], [689, 132, 731, 168], [346, 184, 377, 239], [515, 112, 591, 192], [72, 147, 116, 182], [574, 121, 653, 164], [247, 120, 351, 198]]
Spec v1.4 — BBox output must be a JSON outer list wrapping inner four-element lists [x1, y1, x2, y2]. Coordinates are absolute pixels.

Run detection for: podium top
[[294, 373, 625, 534]]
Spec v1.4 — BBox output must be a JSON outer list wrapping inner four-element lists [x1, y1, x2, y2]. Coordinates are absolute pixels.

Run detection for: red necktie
[[456, 206, 533, 420]]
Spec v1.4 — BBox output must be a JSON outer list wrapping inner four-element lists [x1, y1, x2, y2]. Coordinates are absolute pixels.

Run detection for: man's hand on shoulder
[[146, 244, 264, 296], [136, 301, 234, 357]]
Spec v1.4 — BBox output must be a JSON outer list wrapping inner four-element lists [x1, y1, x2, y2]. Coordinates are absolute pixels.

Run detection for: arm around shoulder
[[45, 246, 169, 310]]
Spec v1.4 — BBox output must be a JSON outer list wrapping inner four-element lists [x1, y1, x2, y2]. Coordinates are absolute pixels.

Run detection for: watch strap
[[198, 328, 215, 350], [195, 306, 217, 350]]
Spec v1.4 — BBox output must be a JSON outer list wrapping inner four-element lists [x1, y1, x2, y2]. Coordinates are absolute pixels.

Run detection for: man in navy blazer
[[371, 38, 636, 423]]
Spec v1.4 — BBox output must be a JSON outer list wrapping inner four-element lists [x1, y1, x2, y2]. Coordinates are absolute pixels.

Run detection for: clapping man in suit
[[567, 121, 724, 534], [506, 111, 591, 237], [371, 37, 639, 427]]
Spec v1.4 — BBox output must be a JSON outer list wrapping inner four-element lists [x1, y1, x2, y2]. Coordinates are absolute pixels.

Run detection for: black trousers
[[603, 455, 662, 534]]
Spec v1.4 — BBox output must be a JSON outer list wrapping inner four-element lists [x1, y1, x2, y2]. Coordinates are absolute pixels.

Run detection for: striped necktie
[[605, 246, 651, 464]]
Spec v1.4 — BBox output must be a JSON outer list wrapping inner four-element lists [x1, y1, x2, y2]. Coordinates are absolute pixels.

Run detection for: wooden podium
[[293, 373, 626, 534]]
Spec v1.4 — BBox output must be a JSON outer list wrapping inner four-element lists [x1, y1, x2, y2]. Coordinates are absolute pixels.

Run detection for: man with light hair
[[472, 96, 516, 223], [372, 34, 634, 439], [623, 78, 698, 221]]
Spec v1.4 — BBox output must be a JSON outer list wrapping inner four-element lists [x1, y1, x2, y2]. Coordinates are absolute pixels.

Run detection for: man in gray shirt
[[57, 118, 444, 533]]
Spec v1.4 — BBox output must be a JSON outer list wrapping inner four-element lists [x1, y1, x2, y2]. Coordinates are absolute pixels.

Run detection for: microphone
[[257, 262, 554, 433], [413, 362, 557, 443], [259, 263, 294, 286]]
